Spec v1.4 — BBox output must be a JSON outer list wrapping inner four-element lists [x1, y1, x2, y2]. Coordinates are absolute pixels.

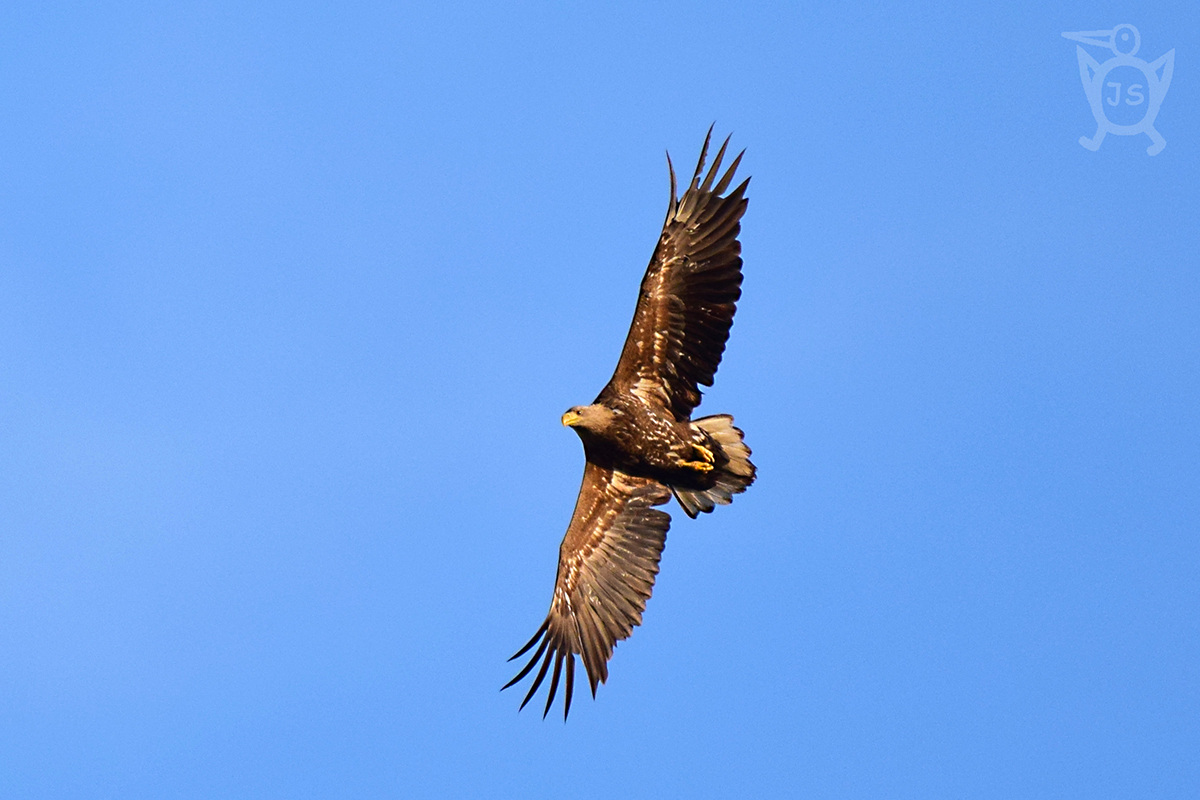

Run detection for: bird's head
[[561, 404, 616, 433]]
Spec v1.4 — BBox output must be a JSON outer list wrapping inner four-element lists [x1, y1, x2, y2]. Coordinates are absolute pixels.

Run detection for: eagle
[[504, 128, 756, 719]]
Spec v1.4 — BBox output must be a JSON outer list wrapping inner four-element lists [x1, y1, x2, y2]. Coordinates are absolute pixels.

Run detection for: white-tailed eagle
[[505, 128, 756, 719]]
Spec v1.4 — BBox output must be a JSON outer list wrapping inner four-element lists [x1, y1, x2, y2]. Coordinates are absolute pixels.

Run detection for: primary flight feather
[[505, 128, 756, 719]]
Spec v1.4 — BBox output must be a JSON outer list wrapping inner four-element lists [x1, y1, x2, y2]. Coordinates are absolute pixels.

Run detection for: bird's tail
[[671, 415, 756, 518]]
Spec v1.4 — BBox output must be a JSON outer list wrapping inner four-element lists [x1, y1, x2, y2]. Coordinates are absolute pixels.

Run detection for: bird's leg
[[692, 443, 715, 463], [1079, 127, 1105, 151], [679, 459, 714, 472], [1145, 126, 1166, 156]]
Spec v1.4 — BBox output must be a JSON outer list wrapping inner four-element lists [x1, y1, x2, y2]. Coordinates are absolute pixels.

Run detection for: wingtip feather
[[542, 652, 565, 719], [713, 149, 745, 195], [690, 126, 714, 190], [665, 151, 678, 219], [518, 649, 554, 711], [507, 618, 549, 661], [563, 655, 576, 720], [700, 134, 731, 193], [503, 635, 550, 691]]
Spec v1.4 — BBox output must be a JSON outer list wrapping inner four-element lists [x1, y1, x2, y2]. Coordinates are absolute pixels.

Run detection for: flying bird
[[504, 128, 756, 719]]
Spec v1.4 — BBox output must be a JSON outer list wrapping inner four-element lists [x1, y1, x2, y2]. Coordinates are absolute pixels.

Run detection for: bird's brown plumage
[[503, 464, 670, 718], [601, 131, 750, 420], [506, 128, 754, 719]]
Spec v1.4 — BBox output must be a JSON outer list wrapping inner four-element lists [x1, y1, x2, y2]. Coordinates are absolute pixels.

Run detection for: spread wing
[[504, 463, 671, 719], [602, 128, 750, 420]]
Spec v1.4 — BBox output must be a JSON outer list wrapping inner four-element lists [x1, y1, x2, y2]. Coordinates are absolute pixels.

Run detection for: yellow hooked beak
[[561, 410, 583, 427]]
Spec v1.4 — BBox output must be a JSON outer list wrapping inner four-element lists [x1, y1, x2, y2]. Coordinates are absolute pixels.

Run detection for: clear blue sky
[[2, 2, 1197, 797]]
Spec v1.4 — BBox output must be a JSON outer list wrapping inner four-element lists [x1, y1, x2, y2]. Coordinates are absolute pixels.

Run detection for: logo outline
[[1062, 24, 1175, 155]]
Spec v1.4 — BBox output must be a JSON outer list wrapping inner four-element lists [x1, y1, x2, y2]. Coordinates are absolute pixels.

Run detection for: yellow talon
[[680, 459, 714, 472], [693, 444, 715, 463]]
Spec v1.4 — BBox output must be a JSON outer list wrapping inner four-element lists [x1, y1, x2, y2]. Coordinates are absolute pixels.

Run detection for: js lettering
[[1105, 82, 1146, 106]]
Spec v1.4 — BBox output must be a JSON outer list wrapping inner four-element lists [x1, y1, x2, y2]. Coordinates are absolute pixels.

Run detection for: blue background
[[2, 2, 1197, 797]]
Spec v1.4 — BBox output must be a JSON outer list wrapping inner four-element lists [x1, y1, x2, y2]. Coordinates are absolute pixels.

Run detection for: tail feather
[[671, 415, 755, 518]]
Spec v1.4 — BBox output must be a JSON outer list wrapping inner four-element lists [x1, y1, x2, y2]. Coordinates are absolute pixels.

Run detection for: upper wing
[[602, 128, 750, 420], [504, 463, 672, 720]]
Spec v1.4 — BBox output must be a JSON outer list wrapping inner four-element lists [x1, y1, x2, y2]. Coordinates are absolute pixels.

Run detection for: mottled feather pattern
[[506, 129, 753, 720], [608, 126, 750, 420], [504, 464, 670, 719]]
